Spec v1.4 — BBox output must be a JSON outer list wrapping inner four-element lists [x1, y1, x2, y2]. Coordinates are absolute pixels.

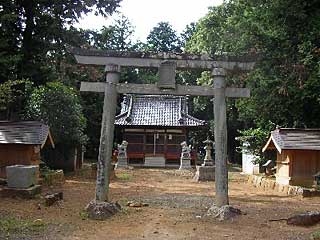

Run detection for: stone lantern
[[193, 138, 215, 181], [202, 138, 214, 166]]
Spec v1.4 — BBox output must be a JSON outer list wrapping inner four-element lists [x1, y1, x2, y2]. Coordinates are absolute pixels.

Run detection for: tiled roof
[[115, 95, 205, 127], [0, 121, 54, 147], [262, 128, 320, 153]]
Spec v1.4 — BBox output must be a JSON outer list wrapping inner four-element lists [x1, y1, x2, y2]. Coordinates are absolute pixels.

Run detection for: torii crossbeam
[[70, 48, 256, 213]]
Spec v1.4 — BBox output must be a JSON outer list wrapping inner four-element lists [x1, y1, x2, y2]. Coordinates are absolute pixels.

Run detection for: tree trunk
[[19, 0, 35, 80]]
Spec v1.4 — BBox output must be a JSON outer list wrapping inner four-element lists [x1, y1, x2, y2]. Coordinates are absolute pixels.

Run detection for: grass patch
[[117, 172, 132, 181], [0, 216, 47, 236], [311, 230, 320, 240], [79, 210, 89, 220]]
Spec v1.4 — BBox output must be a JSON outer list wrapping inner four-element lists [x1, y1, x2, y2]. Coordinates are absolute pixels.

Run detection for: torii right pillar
[[212, 67, 229, 207]]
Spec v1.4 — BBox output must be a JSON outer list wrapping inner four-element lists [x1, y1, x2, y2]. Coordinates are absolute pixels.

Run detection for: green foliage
[[0, 0, 121, 84], [180, 23, 197, 50], [0, 80, 29, 111], [95, 15, 137, 51], [79, 210, 89, 220], [187, 0, 320, 160], [146, 22, 182, 52], [237, 123, 275, 164], [311, 230, 320, 240], [25, 82, 87, 145], [0, 216, 46, 236], [0, 80, 33, 120], [117, 172, 133, 181]]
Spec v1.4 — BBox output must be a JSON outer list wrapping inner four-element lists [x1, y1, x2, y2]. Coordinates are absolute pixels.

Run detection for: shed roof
[[0, 121, 54, 148], [262, 128, 320, 153], [115, 95, 205, 127]]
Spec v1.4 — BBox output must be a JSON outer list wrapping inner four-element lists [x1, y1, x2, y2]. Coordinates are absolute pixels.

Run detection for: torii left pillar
[[95, 64, 120, 201], [213, 68, 228, 207], [85, 64, 121, 220]]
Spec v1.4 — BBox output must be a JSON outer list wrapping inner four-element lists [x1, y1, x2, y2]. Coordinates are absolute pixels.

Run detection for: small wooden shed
[[0, 121, 54, 178], [262, 128, 320, 187]]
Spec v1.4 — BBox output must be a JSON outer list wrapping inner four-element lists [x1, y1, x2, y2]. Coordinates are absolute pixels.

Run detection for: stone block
[[256, 176, 263, 186], [179, 157, 192, 170], [6, 165, 38, 189], [45, 192, 63, 206], [85, 200, 121, 220], [283, 185, 289, 194], [277, 184, 283, 192], [288, 186, 295, 195], [116, 157, 128, 168], [270, 181, 276, 190], [193, 165, 215, 181], [0, 185, 41, 199], [247, 175, 253, 184], [302, 189, 320, 198]]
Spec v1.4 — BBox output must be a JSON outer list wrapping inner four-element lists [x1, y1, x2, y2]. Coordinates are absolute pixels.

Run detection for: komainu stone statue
[[116, 140, 128, 168], [179, 141, 192, 170]]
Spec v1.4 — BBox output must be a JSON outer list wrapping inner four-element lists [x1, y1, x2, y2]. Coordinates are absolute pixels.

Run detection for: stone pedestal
[[116, 157, 128, 169], [179, 157, 192, 170], [0, 185, 41, 199], [194, 165, 215, 181], [85, 200, 121, 220], [6, 165, 38, 189], [207, 204, 241, 221]]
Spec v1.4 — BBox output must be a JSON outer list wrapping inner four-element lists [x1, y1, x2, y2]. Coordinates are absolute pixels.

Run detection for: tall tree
[[95, 15, 136, 51], [187, 0, 320, 161], [0, 0, 121, 84], [146, 22, 182, 52]]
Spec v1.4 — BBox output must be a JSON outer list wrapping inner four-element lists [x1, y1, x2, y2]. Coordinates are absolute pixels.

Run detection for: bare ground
[[1, 168, 320, 240]]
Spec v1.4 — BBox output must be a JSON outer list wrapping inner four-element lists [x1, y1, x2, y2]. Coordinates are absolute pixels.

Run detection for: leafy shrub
[[236, 122, 275, 164], [24, 81, 87, 145]]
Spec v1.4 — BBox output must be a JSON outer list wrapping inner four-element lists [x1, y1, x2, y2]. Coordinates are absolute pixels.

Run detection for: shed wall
[[276, 149, 320, 187], [276, 151, 291, 185], [0, 144, 40, 178], [290, 150, 320, 186]]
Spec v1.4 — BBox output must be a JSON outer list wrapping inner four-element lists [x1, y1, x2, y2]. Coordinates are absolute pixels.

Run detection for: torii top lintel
[[70, 48, 257, 71]]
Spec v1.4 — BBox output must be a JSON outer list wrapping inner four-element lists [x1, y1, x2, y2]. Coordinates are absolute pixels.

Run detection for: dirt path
[[1, 168, 320, 240]]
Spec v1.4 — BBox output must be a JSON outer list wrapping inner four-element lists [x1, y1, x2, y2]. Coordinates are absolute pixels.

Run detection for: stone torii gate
[[70, 48, 256, 219]]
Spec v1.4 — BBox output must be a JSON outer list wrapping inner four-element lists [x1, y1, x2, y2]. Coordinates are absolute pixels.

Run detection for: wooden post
[[213, 67, 229, 207], [95, 64, 120, 202]]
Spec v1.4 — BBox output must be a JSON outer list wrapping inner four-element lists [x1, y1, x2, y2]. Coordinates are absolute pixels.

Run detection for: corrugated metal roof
[[115, 95, 205, 127], [0, 121, 54, 147], [263, 128, 320, 152]]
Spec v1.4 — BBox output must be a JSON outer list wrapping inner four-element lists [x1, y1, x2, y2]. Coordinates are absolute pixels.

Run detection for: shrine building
[[115, 95, 205, 167], [262, 128, 320, 187]]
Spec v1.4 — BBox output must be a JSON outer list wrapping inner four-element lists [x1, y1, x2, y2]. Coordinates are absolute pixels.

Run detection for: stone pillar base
[[116, 157, 128, 169], [179, 158, 192, 170], [194, 165, 215, 181], [207, 204, 241, 221], [85, 200, 121, 220]]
